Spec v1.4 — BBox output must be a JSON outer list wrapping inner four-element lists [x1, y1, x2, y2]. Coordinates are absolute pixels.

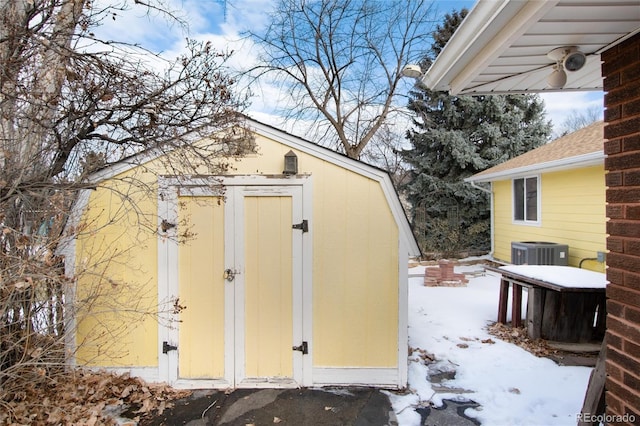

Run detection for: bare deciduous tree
[[247, 0, 437, 159], [360, 123, 410, 188], [0, 0, 248, 408], [554, 104, 603, 137]]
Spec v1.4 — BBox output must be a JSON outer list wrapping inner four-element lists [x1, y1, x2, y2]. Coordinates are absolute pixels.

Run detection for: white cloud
[[91, 1, 185, 51], [90, 1, 274, 53], [88, 1, 604, 145], [219, 0, 275, 35], [539, 91, 604, 135], [88, 1, 281, 112]]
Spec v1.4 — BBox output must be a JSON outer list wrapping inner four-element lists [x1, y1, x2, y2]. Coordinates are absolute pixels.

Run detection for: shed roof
[[83, 116, 420, 256], [418, 0, 640, 95], [466, 120, 604, 182]]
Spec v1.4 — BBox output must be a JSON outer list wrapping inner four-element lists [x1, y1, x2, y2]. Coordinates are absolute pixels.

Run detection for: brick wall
[[602, 31, 640, 422]]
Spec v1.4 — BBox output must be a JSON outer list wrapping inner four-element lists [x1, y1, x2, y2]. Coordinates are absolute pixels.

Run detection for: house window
[[513, 176, 539, 223]]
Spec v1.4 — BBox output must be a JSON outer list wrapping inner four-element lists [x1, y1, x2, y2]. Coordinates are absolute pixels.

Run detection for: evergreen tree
[[403, 10, 552, 255]]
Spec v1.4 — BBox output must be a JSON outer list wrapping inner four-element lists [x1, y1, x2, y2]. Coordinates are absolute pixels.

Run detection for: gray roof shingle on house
[[466, 120, 604, 183]]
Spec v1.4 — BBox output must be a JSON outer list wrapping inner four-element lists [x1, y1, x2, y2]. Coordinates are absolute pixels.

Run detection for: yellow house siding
[[492, 179, 512, 262], [492, 165, 605, 271], [75, 168, 159, 367], [311, 161, 398, 368]]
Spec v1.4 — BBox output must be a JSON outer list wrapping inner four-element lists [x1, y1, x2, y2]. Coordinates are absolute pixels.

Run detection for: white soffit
[[422, 0, 640, 95]]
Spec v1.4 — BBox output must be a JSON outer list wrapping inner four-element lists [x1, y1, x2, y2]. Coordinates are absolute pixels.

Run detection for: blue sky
[[97, 0, 603, 138]]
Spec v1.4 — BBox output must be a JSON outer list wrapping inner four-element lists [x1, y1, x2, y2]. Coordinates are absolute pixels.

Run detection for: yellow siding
[[178, 197, 225, 379], [311, 163, 398, 367], [244, 196, 293, 377], [492, 165, 606, 272], [76, 131, 400, 371], [220, 135, 399, 368], [75, 168, 158, 366]]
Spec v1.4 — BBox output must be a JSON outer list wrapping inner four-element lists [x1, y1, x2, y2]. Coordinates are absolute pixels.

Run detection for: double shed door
[[172, 185, 305, 388]]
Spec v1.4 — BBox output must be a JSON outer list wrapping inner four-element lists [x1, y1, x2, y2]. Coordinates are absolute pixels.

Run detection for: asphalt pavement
[[135, 386, 481, 426]]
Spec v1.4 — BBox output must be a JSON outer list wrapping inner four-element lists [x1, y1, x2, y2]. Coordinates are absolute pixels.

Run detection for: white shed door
[[174, 185, 304, 388]]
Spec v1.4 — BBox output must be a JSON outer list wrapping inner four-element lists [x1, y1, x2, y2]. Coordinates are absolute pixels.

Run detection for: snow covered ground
[[389, 262, 593, 426]]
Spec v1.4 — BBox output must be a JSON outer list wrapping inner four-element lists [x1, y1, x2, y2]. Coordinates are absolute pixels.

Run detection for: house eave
[[465, 151, 604, 183], [421, 0, 558, 94], [421, 0, 640, 95]]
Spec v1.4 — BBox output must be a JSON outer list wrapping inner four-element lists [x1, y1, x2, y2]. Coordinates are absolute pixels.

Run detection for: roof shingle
[[469, 121, 604, 181]]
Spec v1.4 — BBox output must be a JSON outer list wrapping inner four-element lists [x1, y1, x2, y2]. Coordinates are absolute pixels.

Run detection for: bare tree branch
[[554, 105, 602, 137], [0, 0, 249, 399], [246, 0, 437, 159]]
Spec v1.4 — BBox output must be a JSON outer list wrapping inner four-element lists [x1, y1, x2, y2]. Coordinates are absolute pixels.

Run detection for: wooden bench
[[486, 265, 607, 343]]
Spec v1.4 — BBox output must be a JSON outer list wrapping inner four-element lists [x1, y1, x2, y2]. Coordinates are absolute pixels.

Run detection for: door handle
[[224, 268, 236, 282]]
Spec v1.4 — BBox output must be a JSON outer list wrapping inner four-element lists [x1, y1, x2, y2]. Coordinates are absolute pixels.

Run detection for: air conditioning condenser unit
[[511, 241, 569, 266]]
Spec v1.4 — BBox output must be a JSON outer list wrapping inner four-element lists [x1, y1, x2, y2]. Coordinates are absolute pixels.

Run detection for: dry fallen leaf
[[86, 413, 98, 426], [487, 322, 556, 357], [121, 384, 133, 398], [457, 343, 469, 349], [3, 369, 191, 424]]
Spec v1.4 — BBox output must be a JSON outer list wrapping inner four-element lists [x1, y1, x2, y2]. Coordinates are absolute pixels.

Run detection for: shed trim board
[[58, 188, 93, 369]]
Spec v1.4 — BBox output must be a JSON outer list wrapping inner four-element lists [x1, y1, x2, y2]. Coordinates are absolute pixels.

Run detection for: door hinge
[[160, 219, 176, 232], [292, 220, 308, 233], [292, 341, 308, 354], [162, 341, 178, 354]]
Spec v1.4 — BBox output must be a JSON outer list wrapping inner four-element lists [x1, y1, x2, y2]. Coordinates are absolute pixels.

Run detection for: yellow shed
[[61, 117, 419, 389], [465, 121, 606, 272]]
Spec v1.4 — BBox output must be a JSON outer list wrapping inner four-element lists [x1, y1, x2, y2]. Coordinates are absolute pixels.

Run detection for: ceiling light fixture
[[546, 46, 586, 89], [547, 63, 567, 89]]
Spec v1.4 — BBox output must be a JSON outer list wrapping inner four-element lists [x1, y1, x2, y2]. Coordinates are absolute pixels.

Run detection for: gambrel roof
[[466, 120, 604, 182], [77, 116, 420, 257]]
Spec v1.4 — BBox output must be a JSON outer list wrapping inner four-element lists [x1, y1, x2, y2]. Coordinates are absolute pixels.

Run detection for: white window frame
[[512, 175, 541, 226]]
